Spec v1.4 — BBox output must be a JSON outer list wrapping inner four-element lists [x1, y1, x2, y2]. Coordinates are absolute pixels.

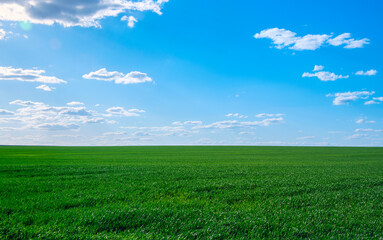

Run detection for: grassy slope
[[0, 146, 382, 239]]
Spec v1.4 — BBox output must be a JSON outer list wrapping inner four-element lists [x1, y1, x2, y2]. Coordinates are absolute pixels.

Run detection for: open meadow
[[1, 146, 383, 239]]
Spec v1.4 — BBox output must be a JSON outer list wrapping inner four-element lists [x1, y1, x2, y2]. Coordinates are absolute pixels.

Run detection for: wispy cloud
[[355, 69, 378, 76], [36, 84, 55, 91], [226, 113, 248, 119], [327, 91, 375, 105], [105, 107, 145, 117], [194, 117, 284, 129], [356, 118, 375, 124], [365, 97, 383, 105], [303, 66, 348, 81], [0, 66, 66, 84], [83, 68, 152, 84], [256, 113, 284, 118], [254, 28, 369, 50]]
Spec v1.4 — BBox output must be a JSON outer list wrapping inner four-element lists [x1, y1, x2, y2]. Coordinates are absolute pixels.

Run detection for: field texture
[[0, 146, 383, 239]]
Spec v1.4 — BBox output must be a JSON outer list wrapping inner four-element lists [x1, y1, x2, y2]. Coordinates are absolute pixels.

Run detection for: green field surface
[[1, 146, 382, 239]]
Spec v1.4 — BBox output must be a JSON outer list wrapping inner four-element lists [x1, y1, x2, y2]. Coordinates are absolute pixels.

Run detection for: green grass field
[[1, 146, 382, 239]]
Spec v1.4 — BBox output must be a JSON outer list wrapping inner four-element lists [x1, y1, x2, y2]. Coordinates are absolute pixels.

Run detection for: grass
[[0, 146, 382, 239]]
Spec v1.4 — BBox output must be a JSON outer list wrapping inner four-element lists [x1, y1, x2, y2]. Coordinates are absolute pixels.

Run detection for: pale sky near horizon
[[0, 0, 382, 146]]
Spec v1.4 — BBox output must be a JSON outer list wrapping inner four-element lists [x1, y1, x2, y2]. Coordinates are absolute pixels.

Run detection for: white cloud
[[121, 15, 137, 28], [346, 134, 369, 139], [290, 34, 331, 50], [355, 69, 378, 76], [238, 131, 255, 135], [356, 118, 375, 124], [327, 91, 374, 105], [313, 65, 324, 71], [132, 131, 152, 137], [254, 28, 369, 50], [0, 0, 169, 28], [103, 131, 126, 136], [365, 97, 383, 105], [83, 68, 152, 84], [105, 107, 145, 117], [35, 123, 80, 131], [0, 109, 14, 115], [67, 102, 84, 106], [303, 66, 348, 81], [256, 113, 284, 118], [194, 117, 284, 129], [0, 28, 12, 40], [0, 66, 66, 84], [194, 138, 224, 145], [297, 136, 315, 140], [226, 113, 248, 119], [0, 100, 112, 131], [10, 100, 44, 106], [121, 124, 196, 138], [183, 121, 203, 125], [172, 121, 202, 125], [355, 129, 382, 133], [36, 84, 55, 91], [327, 33, 370, 49], [302, 71, 349, 81]]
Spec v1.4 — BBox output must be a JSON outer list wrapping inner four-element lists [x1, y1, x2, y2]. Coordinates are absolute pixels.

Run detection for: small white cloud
[[327, 33, 370, 48], [254, 28, 369, 50], [356, 118, 376, 124], [194, 117, 284, 129], [226, 113, 248, 119], [0, 66, 66, 84], [238, 131, 255, 135], [355, 129, 382, 133], [105, 106, 145, 117], [303, 66, 348, 81], [0, 109, 14, 115], [0, 28, 12, 40], [132, 131, 152, 137], [297, 136, 315, 140], [103, 131, 126, 136], [364, 97, 383, 105], [36, 84, 55, 91], [327, 91, 374, 105], [83, 68, 152, 84], [254, 28, 330, 50], [121, 15, 137, 28], [290, 34, 331, 50], [184, 121, 203, 125], [313, 65, 324, 71], [256, 113, 284, 118], [355, 69, 378, 76], [346, 134, 369, 139], [10, 100, 44, 106], [67, 102, 85, 106], [35, 123, 80, 131]]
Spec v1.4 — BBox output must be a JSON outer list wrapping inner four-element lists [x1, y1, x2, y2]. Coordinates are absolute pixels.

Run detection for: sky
[[0, 0, 382, 146]]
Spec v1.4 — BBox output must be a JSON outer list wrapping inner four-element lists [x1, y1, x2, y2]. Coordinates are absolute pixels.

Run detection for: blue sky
[[0, 0, 382, 146]]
